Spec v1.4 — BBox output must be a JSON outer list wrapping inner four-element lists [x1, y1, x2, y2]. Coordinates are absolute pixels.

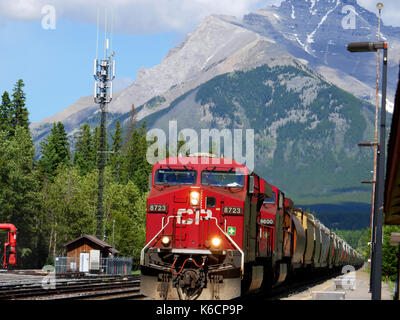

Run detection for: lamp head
[[347, 42, 386, 52]]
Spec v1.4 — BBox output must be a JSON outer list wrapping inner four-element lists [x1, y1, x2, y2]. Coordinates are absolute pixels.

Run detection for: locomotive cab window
[[154, 169, 197, 185], [201, 171, 244, 188], [263, 192, 276, 204]]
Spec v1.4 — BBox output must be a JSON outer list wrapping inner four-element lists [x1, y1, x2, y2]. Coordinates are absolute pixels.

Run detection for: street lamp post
[[347, 41, 388, 300]]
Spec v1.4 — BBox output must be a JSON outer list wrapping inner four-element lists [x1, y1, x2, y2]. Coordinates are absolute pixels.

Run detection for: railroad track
[[0, 270, 350, 301], [1, 275, 143, 300]]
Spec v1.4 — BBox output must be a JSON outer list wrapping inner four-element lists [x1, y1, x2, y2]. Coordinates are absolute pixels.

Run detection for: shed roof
[[64, 234, 120, 254]]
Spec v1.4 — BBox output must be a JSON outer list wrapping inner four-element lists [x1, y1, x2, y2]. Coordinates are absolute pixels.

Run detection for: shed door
[[79, 253, 89, 272], [89, 250, 100, 271]]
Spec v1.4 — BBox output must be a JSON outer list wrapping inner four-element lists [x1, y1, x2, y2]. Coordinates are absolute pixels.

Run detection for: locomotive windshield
[[201, 171, 244, 188], [155, 169, 197, 185]]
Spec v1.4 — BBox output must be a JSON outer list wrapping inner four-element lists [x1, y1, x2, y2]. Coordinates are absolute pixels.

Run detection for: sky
[[0, 0, 399, 123]]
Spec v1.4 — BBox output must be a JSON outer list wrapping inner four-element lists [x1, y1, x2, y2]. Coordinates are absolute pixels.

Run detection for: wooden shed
[[64, 234, 119, 272]]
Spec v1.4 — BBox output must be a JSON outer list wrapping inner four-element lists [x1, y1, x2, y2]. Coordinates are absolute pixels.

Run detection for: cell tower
[[93, 8, 115, 239]]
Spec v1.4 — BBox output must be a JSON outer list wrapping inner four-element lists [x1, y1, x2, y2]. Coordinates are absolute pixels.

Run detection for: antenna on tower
[[96, 8, 100, 60], [93, 7, 116, 240]]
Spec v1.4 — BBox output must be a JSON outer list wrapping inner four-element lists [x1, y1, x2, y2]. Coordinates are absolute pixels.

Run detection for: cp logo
[[176, 209, 212, 225]]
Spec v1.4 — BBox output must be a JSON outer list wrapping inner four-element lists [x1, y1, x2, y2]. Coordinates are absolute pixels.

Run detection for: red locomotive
[[140, 155, 363, 300]]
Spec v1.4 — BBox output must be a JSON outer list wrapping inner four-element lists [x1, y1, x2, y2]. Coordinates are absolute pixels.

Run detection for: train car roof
[[284, 198, 294, 209]]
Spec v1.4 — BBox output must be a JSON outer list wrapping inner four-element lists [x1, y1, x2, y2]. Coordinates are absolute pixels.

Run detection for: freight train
[[140, 155, 364, 300]]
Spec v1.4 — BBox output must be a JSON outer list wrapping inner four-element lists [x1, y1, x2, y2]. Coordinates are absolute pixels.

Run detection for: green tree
[[109, 120, 124, 180], [43, 166, 97, 258], [54, 122, 70, 163], [382, 225, 400, 281], [104, 178, 147, 258], [0, 91, 12, 133], [73, 124, 96, 175], [38, 122, 70, 181], [122, 121, 151, 193], [10, 79, 29, 131]]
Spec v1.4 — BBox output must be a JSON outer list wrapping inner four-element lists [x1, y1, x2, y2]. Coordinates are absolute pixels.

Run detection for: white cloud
[[0, 0, 269, 33], [1, 0, 398, 33]]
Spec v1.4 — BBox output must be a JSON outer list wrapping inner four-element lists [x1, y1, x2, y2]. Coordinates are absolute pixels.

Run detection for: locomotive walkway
[[280, 265, 394, 300]]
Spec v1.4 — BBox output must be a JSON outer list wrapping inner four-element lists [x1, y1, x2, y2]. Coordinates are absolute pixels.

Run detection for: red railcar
[[140, 155, 364, 300]]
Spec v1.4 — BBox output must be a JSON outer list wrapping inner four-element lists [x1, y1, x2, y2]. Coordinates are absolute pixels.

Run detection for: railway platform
[[281, 265, 394, 300], [0, 269, 45, 286]]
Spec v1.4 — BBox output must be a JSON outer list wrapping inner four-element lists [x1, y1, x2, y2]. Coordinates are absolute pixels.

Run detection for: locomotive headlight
[[161, 236, 171, 246], [190, 191, 200, 206], [211, 236, 221, 248]]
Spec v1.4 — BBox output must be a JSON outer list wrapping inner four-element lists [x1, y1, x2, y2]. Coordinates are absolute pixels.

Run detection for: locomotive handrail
[[140, 215, 176, 265], [141, 215, 245, 279], [210, 217, 244, 279]]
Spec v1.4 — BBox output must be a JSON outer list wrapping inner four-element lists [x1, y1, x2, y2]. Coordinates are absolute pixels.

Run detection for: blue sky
[[0, 0, 398, 123], [0, 18, 181, 122]]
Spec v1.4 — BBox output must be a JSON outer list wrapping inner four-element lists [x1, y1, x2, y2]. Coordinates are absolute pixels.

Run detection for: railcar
[[140, 155, 364, 300]]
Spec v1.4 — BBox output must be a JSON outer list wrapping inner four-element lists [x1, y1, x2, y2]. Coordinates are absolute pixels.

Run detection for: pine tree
[[122, 121, 151, 193], [38, 122, 70, 181], [0, 91, 12, 133], [73, 124, 96, 175], [10, 79, 29, 131], [109, 120, 123, 180], [55, 122, 70, 163], [382, 225, 400, 281]]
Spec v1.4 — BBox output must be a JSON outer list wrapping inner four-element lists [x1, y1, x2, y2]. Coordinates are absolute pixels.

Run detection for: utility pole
[[93, 9, 116, 239]]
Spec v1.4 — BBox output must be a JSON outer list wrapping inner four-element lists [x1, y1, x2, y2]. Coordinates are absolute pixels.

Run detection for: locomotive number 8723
[[140, 154, 363, 300]]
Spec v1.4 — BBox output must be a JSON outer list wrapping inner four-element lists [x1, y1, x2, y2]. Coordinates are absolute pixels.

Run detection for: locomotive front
[[140, 156, 248, 300]]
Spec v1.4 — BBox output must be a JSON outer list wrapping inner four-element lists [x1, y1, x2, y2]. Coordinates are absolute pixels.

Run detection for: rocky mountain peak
[[243, 0, 399, 106]]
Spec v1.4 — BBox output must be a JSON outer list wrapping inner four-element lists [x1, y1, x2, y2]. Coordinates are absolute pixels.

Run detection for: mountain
[[29, 0, 400, 227], [31, 0, 400, 140]]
